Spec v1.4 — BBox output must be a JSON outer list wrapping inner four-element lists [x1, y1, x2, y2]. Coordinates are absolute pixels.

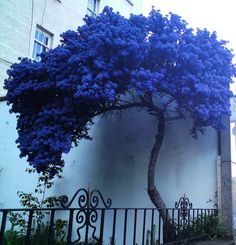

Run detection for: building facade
[[0, 0, 143, 97], [0, 0, 233, 234], [0, 0, 144, 206]]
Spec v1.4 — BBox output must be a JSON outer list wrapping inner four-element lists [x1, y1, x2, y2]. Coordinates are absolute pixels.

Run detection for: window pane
[[42, 46, 47, 52], [37, 43, 41, 59], [33, 42, 41, 61], [36, 43, 41, 53], [32, 42, 37, 59], [38, 32, 44, 43], [32, 27, 52, 60], [35, 30, 39, 40]]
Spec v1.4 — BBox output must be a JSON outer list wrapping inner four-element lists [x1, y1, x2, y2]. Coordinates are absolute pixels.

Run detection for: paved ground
[[190, 240, 235, 245]]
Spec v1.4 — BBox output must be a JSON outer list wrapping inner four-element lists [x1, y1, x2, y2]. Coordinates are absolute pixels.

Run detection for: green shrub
[[177, 213, 232, 241]]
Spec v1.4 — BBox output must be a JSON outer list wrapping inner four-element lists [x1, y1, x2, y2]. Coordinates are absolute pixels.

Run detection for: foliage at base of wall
[[3, 214, 231, 245], [3, 167, 68, 244], [2, 168, 231, 245], [178, 213, 232, 242], [4, 221, 67, 245]]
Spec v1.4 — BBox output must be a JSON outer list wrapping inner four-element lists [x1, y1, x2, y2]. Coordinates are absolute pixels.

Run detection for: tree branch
[[0, 96, 6, 102], [147, 110, 175, 241], [94, 101, 163, 117]]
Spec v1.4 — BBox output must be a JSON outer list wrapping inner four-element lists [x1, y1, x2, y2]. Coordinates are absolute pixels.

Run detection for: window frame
[[32, 26, 53, 61], [87, 0, 99, 17]]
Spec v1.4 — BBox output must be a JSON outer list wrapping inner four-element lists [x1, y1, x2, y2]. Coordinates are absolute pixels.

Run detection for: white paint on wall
[[0, 0, 145, 207], [0, 102, 38, 208], [0, 0, 218, 211], [0, 101, 218, 209], [0, 0, 142, 96], [0, 0, 83, 95], [101, 0, 143, 17], [48, 109, 218, 209]]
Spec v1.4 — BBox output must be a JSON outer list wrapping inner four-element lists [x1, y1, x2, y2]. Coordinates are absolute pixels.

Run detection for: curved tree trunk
[[147, 111, 175, 242]]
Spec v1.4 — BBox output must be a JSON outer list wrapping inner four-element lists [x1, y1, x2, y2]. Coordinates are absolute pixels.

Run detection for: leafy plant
[[4, 223, 67, 245], [192, 213, 231, 240], [145, 225, 159, 245], [176, 213, 232, 242], [4, 168, 68, 244]]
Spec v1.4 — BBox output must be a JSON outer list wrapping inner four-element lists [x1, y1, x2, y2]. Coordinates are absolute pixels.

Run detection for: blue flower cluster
[[4, 7, 235, 176]]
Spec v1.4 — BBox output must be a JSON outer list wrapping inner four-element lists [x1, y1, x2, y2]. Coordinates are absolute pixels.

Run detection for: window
[[32, 26, 53, 61], [87, 0, 99, 17]]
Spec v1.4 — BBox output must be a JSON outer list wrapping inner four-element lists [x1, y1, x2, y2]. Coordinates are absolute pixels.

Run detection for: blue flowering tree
[[5, 7, 235, 239]]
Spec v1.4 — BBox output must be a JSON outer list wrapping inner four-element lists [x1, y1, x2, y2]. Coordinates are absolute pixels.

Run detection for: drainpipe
[[218, 116, 234, 238]]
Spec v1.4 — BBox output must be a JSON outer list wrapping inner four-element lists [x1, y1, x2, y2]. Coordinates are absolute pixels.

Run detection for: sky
[[143, 0, 236, 175], [143, 0, 236, 91]]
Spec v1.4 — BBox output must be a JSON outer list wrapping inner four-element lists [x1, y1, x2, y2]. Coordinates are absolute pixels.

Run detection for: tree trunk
[[147, 111, 175, 243]]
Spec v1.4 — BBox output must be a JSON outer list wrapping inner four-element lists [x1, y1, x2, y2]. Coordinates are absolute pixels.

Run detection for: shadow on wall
[[51, 109, 218, 209]]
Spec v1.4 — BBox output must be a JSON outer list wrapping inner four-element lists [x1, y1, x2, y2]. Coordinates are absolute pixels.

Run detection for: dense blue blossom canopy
[[5, 7, 235, 176]]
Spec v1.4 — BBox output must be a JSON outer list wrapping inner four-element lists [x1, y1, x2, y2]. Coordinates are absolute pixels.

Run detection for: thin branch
[[94, 102, 145, 117], [0, 96, 6, 102], [94, 101, 163, 117], [163, 98, 175, 110]]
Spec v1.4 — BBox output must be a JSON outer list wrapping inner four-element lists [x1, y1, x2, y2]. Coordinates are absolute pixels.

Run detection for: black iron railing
[[0, 189, 218, 245]]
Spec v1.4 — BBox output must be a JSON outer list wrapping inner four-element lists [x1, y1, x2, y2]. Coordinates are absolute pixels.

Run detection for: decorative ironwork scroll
[[175, 194, 192, 233], [61, 188, 112, 244]]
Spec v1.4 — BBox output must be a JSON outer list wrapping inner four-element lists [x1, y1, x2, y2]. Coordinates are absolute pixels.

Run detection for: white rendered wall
[[0, 0, 217, 210], [0, 0, 143, 207], [0, 0, 81, 96], [101, 0, 143, 17], [0, 102, 39, 208], [0, 101, 218, 209], [0, 0, 141, 96], [49, 110, 218, 209]]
